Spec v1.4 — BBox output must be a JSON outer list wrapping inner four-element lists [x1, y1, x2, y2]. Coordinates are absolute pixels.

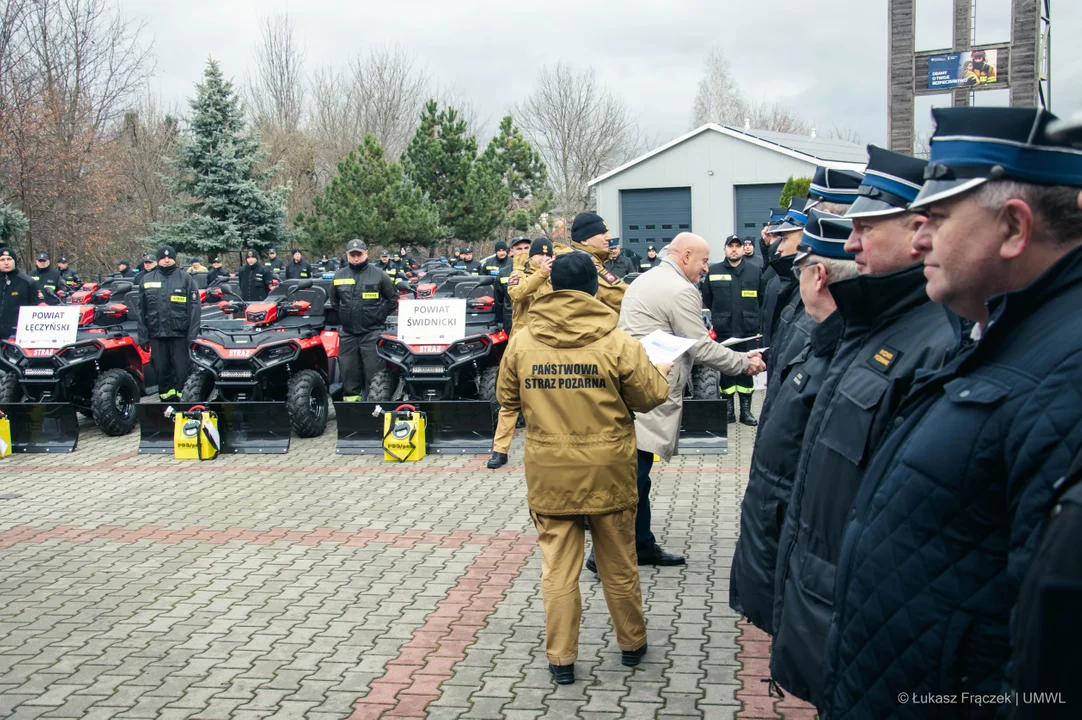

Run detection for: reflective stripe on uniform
[[742, 290, 758, 298], [144, 281, 162, 288], [170, 295, 187, 303], [709, 274, 732, 281], [362, 292, 379, 299], [334, 278, 355, 286]]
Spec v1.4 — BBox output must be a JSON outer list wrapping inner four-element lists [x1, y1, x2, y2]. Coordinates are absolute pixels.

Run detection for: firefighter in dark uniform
[[317, 254, 338, 273], [206, 256, 227, 285], [330, 239, 397, 401], [376, 250, 400, 280], [236, 250, 272, 301], [639, 245, 661, 271], [0, 248, 42, 339], [264, 248, 284, 275], [481, 241, 512, 277], [56, 256, 81, 288], [741, 239, 762, 270], [284, 249, 312, 280], [605, 241, 637, 278], [133, 245, 201, 401], [398, 247, 416, 272], [30, 252, 63, 294], [459, 248, 482, 275], [116, 260, 135, 279], [702, 235, 762, 425], [134, 254, 156, 284]]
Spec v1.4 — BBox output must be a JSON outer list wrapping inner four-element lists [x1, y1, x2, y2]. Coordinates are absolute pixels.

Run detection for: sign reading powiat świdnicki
[[396, 299, 467, 344], [15, 306, 81, 348]]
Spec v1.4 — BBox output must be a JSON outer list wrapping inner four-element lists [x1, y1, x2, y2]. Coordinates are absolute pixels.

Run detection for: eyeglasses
[[792, 262, 819, 280]]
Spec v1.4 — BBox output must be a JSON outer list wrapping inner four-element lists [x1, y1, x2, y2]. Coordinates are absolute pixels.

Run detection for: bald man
[[588, 233, 765, 571]]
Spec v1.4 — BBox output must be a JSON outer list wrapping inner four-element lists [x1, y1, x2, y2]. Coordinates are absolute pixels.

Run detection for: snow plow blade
[[136, 402, 290, 454], [0, 403, 79, 453], [335, 401, 496, 455], [679, 400, 728, 454]]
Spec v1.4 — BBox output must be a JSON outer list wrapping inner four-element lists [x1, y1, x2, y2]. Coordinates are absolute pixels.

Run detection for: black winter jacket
[[638, 255, 661, 272], [329, 262, 396, 336], [481, 254, 512, 278], [730, 310, 844, 633], [284, 260, 313, 280], [58, 267, 81, 287], [132, 266, 201, 343], [30, 266, 64, 293], [771, 264, 959, 707], [702, 259, 761, 342], [760, 253, 799, 368], [497, 261, 514, 334], [0, 271, 42, 339], [604, 254, 637, 279], [822, 247, 1082, 720], [235, 263, 272, 302]]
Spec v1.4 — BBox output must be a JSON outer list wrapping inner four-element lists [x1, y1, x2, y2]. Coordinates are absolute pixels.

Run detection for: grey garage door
[[734, 183, 785, 241], [620, 187, 692, 255]]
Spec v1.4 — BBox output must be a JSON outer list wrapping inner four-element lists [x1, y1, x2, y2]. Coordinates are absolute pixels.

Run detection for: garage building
[[589, 124, 867, 259]]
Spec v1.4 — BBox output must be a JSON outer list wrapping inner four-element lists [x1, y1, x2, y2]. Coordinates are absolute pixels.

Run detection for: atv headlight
[[192, 342, 220, 366], [57, 342, 102, 364], [379, 339, 409, 361], [257, 342, 297, 366], [448, 338, 488, 360]]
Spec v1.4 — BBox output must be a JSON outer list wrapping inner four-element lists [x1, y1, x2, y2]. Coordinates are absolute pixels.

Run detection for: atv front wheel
[[689, 365, 719, 399], [182, 370, 216, 403], [91, 368, 139, 436], [478, 365, 499, 407], [0, 372, 22, 403], [367, 370, 399, 402], [288, 369, 328, 438]]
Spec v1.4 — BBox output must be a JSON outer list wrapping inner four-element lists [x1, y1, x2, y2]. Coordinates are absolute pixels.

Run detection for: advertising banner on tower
[[928, 49, 999, 89]]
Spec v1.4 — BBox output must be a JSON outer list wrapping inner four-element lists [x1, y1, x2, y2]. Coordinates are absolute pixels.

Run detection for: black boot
[[486, 451, 508, 468], [726, 394, 736, 424], [739, 393, 757, 427]]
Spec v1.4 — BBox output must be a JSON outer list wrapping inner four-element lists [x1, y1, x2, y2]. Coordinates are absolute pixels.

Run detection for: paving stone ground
[[0, 393, 815, 719]]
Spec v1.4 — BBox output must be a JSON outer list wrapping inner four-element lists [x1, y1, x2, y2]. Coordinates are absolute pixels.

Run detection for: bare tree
[[116, 92, 181, 236], [826, 124, 863, 145], [512, 62, 647, 217], [246, 13, 306, 131], [348, 46, 430, 160], [689, 46, 810, 135], [692, 47, 743, 128]]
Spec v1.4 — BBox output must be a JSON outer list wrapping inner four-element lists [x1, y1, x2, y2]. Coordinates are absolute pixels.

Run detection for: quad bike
[[334, 272, 503, 455], [0, 280, 151, 451]]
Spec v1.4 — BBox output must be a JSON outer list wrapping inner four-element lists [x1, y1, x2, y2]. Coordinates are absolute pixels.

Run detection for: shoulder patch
[[601, 270, 618, 284], [869, 345, 902, 373], [508, 275, 520, 286]]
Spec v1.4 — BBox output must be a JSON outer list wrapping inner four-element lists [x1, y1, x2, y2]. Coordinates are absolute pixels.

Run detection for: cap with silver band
[[770, 197, 811, 234], [845, 145, 927, 219], [910, 107, 1082, 210], [808, 167, 864, 205], [794, 209, 855, 264]]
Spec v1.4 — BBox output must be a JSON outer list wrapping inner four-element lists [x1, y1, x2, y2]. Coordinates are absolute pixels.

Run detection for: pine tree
[[0, 200, 29, 245], [403, 100, 508, 245], [296, 135, 442, 255], [153, 59, 288, 256], [481, 116, 551, 236], [778, 176, 812, 208]]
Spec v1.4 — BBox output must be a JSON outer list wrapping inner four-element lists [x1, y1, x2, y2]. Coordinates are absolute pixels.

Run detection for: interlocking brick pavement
[[0, 394, 816, 719]]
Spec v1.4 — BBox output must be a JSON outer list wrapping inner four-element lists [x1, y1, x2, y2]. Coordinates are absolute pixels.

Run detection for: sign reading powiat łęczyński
[[15, 306, 81, 348], [397, 299, 467, 344]]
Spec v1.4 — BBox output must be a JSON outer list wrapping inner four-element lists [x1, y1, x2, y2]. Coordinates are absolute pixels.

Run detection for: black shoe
[[739, 393, 758, 427], [486, 452, 508, 469], [622, 644, 648, 667], [549, 663, 575, 684], [637, 544, 686, 567], [726, 395, 736, 424], [585, 550, 597, 574]]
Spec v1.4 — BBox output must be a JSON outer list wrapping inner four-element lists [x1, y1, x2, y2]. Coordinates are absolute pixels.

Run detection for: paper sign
[[15, 306, 81, 348], [396, 299, 467, 344], [640, 329, 698, 365], [721, 334, 762, 347]]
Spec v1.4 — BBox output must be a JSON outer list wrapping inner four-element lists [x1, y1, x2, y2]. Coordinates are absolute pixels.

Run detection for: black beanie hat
[[529, 238, 554, 257], [157, 245, 176, 261], [551, 253, 598, 296], [494, 241, 508, 252], [0, 247, 16, 264], [571, 212, 608, 243]]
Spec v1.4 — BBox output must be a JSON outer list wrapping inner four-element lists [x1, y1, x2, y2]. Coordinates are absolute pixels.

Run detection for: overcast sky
[[126, 0, 1080, 152]]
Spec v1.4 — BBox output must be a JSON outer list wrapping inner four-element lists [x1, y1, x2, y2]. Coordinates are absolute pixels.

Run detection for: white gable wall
[[594, 129, 821, 259]]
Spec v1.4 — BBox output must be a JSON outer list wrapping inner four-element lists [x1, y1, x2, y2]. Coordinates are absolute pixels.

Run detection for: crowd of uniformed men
[[2, 102, 1081, 715]]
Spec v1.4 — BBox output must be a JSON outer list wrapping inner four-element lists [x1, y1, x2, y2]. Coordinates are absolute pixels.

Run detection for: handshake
[[745, 351, 766, 376]]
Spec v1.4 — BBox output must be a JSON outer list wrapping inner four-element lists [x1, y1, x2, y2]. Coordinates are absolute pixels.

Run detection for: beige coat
[[496, 290, 669, 516], [618, 259, 749, 461]]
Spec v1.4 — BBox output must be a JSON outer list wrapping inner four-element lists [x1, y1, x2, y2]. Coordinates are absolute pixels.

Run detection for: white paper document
[[720, 334, 762, 347], [639, 330, 698, 365]]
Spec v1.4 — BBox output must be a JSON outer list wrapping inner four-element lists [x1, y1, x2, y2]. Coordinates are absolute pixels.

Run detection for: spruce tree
[[153, 59, 288, 256], [0, 201, 29, 245]]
